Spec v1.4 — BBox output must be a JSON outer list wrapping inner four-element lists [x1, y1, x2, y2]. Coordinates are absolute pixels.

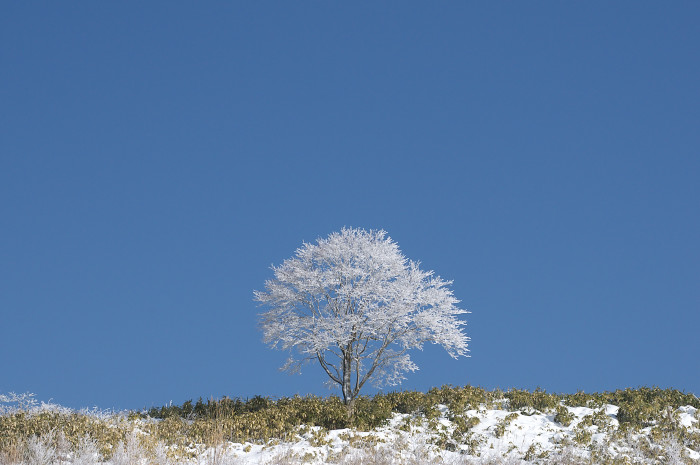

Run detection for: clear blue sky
[[2, 2, 698, 411]]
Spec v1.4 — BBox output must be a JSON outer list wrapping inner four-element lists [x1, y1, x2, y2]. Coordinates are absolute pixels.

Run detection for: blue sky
[[2, 2, 698, 411]]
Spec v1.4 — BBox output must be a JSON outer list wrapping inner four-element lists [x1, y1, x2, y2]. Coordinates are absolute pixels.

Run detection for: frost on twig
[[0, 392, 39, 415]]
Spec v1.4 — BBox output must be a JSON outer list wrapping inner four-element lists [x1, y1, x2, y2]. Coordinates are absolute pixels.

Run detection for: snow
[[5, 393, 699, 464], [679, 406, 698, 428], [202, 403, 700, 464]]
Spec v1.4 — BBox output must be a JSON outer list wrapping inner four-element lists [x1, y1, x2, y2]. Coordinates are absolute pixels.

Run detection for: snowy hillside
[[173, 402, 699, 464], [223, 403, 699, 464], [2, 389, 699, 464]]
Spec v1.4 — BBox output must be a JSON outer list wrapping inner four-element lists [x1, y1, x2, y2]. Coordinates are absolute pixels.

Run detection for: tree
[[254, 227, 470, 414]]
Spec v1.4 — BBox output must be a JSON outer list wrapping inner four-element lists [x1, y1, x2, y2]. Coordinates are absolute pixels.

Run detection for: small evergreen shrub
[[425, 385, 498, 413], [385, 390, 425, 415], [505, 388, 560, 413], [494, 412, 519, 438], [554, 406, 575, 427], [563, 390, 606, 408], [350, 395, 393, 430]]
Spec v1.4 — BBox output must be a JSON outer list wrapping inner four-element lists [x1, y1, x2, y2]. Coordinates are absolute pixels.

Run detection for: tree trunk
[[345, 397, 356, 419], [342, 349, 354, 417]]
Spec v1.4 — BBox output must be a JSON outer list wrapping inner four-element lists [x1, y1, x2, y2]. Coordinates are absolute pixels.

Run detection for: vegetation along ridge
[[1, 386, 699, 464]]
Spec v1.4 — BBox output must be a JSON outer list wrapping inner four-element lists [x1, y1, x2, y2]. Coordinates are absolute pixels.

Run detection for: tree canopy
[[255, 227, 470, 412]]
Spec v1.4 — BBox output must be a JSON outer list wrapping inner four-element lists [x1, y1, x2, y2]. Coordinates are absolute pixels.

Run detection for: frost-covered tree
[[255, 227, 470, 413]]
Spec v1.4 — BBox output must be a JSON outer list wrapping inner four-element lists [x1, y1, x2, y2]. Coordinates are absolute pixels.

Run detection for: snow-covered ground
[[4, 393, 700, 464], [201, 403, 699, 464]]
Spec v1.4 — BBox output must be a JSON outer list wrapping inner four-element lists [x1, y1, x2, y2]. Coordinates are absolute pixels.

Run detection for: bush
[[610, 387, 700, 429], [385, 390, 426, 415], [505, 388, 560, 413], [350, 395, 392, 430], [554, 406, 575, 427], [0, 411, 126, 458], [425, 385, 497, 412], [563, 390, 606, 408]]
